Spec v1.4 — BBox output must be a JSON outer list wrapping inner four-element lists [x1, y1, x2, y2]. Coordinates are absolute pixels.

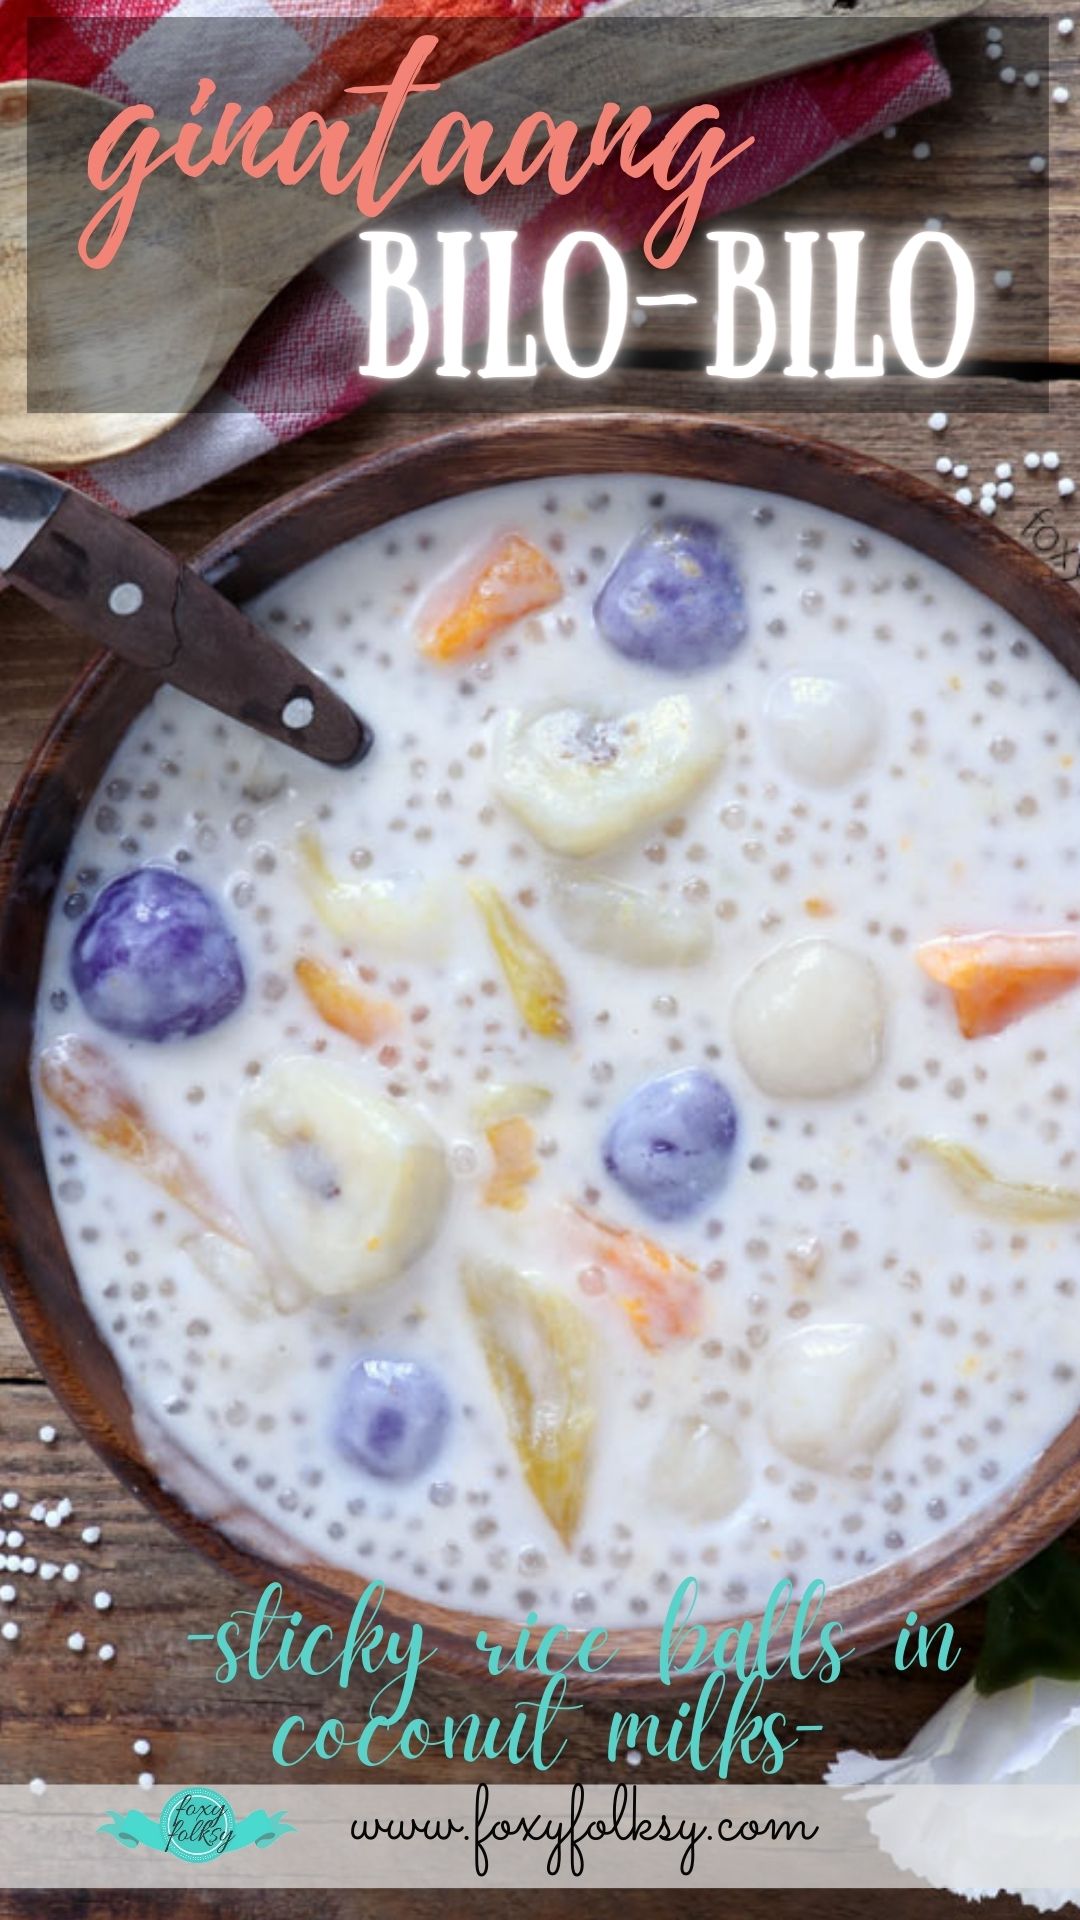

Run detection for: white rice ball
[[765, 1322, 903, 1471], [763, 667, 880, 787], [648, 1416, 747, 1522], [731, 939, 885, 1098]]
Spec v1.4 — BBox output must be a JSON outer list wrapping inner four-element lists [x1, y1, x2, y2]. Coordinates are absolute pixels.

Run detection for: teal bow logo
[[99, 1787, 293, 1862]]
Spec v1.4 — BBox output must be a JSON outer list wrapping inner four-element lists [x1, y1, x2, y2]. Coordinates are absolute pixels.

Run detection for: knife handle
[[7, 484, 371, 769]]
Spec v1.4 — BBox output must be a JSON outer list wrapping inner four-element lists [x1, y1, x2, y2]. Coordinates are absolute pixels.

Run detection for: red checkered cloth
[[6, 2, 950, 513]]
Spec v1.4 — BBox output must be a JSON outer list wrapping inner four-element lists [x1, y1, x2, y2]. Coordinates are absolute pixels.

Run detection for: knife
[[0, 465, 371, 768]]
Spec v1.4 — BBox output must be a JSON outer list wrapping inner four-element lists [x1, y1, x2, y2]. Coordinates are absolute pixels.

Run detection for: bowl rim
[[4, 406, 1080, 1689]]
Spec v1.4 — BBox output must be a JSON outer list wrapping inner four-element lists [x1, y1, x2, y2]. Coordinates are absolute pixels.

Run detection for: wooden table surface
[[4, 12, 1080, 1919]]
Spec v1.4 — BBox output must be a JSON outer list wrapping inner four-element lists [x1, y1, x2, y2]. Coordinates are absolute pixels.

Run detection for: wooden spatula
[[1, 0, 974, 468]]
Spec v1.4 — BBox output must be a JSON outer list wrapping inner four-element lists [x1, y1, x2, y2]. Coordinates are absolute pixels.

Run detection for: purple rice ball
[[333, 1357, 450, 1482], [71, 866, 245, 1042], [602, 1068, 738, 1222], [594, 516, 747, 671]]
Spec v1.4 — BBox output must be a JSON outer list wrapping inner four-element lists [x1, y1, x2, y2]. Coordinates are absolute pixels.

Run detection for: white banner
[[2, 1783, 1080, 1899]]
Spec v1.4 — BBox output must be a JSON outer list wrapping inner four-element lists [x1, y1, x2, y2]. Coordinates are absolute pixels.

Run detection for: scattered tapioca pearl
[[1, 1492, 18, 1512], [924, 216, 943, 232], [56, 1498, 72, 1520], [928, 411, 949, 433], [1058, 16, 1074, 34], [2, 1621, 19, 1641], [29, 1503, 45, 1524], [61, 1563, 79, 1583], [67, 1631, 85, 1653], [1000, 66, 1017, 84], [953, 464, 969, 479], [981, 482, 998, 499], [4, 1556, 19, 1573], [996, 462, 1013, 480], [986, 23, 1003, 39], [0, 1584, 15, 1603], [1030, 155, 1048, 174], [80, 1526, 101, 1546], [133, 1738, 151, 1757], [1054, 85, 1071, 104], [38, 1425, 56, 1445], [6, 1532, 23, 1549], [913, 141, 932, 161], [1044, 452, 1061, 470], [138, 1772, 155, 1791], [986, 42, 1002, 60], [1024, 451, 1041, 470], [994, 270, 1014, 292], [44, 1511, 61, 1530], [39, 1563, 58, 1582], [955, 488, 974, 506], [998, 481, 1015, 501], [93, 1589, 112, 1611], [29, 1779, 46, 1796], [18, 1557, 34, 1575], [883, 124, 897, 139], [1025, 71, 1041, 88], [1060, 477, 1076, 497], [98, 1643, 115, 1662], [979, 497, 997, 517], [936, 456, 953, 475]]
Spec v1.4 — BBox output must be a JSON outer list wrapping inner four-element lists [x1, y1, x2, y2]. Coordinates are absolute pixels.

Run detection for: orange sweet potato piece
[[420, 533, 562, 661], [294, 956, 400, 1046], [38, 1035, 240, 1240], [571, 1204, 704, 1350], [917, 931, 1080, 1038], [484, 1117, 539, 1211]]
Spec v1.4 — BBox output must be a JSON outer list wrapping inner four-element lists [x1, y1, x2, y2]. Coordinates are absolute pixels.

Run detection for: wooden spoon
[[1, 0, 973, 468], [0, 463, 370, 766]]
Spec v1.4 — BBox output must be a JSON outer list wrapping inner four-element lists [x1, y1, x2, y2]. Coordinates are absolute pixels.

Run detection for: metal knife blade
[[0, 464, 63, 576]]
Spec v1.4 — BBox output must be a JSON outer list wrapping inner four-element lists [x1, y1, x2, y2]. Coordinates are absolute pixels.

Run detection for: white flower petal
[[828, 1678, 1080, 1910]]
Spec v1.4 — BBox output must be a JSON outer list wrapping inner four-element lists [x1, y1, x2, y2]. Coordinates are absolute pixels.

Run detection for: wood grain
[[8, 0, 978, 467], [559, 16, 1064, 364]]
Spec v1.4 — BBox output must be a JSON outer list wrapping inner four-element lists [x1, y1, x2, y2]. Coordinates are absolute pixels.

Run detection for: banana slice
[[297, 832, 452, 959], [236, 1057, 448, 1299], [550, 872, 712, 967], [239, 742, 290, 806], [182, 1232, 286, 1320], [492, 695, 727, 857], [470, 1081, 553, 1127], [463, 1259, 596, 1546]]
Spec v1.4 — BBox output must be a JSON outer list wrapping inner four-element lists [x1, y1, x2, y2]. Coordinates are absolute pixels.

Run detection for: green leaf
[[975, 1542, 1080, 1696]]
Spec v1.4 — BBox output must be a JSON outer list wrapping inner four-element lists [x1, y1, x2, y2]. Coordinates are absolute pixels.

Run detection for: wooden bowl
[[3, 411, 1080, 1689]]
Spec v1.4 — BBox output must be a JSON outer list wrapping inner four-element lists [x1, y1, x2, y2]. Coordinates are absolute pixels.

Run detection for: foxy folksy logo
[[99, 1786, 293, 1862]]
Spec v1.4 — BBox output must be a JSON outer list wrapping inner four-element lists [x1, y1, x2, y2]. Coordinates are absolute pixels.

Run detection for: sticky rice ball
[[648, 1415, 748, 1520], [765, 1322, 903, 1472], [764, 666, 880, 787], [731, 938, 885, 1098]]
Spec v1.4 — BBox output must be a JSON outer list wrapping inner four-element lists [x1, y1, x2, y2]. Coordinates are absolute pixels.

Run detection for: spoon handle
[[0, 466, 371, 768]]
